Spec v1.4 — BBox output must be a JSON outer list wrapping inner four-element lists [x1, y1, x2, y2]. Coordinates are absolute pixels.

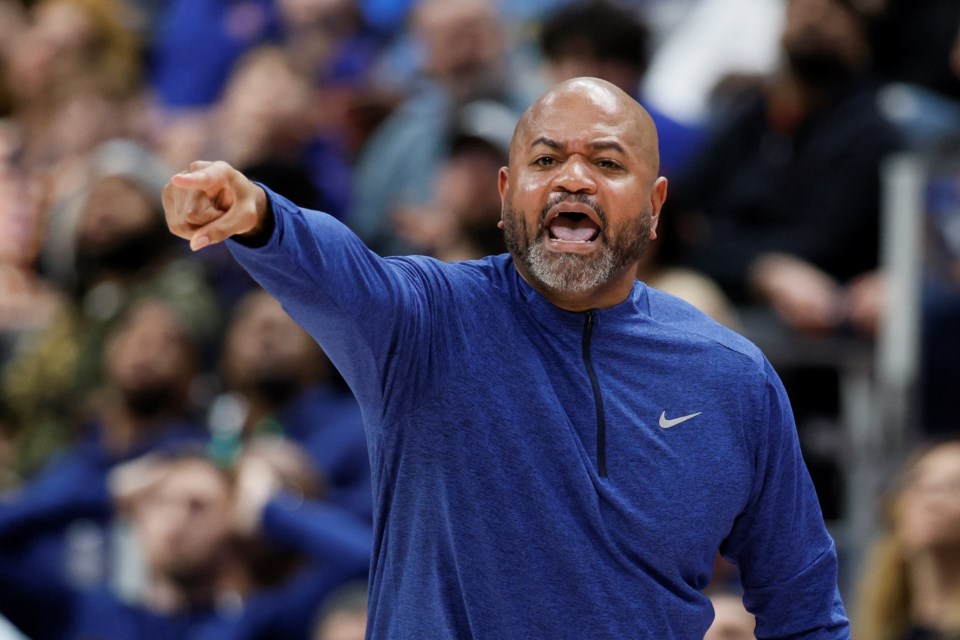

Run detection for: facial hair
[[785, 46, 854, 90], [250, 371, 302, 409], [121, 384, 180, 420], [502, 193, 652, 294]]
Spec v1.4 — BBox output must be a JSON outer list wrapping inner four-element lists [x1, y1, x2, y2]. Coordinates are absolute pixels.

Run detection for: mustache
[[537, 193, 608, 230]]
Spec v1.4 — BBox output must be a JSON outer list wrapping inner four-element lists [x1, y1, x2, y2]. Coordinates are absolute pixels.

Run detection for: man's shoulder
[[385, 253, 513, 291], [640, 283, 765, 368]]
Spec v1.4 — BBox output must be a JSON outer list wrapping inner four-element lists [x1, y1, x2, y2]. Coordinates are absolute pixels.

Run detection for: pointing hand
[[162, 160, 270, 251]]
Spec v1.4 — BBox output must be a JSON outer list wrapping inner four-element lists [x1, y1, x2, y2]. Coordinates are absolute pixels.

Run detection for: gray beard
[[502, 195, 652, 294]]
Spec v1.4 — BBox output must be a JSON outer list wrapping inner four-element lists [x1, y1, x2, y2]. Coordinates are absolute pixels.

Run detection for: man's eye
[[597, 159, 622, 170], [533, 156, 555, 167]]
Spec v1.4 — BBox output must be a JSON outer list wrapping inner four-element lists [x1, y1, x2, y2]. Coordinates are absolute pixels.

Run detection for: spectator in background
[[537, 0, 703, 178], [215, 289, 371, 521], [664, 0, 902, 336], [348, 0, 540, 255], [4, 0, 141, 174], [0, 298, 207, 593], [855, 439, 960, 640], [390, 100, 512, 261], [1, 140, 219, 478], [214, 45, 337, 215]]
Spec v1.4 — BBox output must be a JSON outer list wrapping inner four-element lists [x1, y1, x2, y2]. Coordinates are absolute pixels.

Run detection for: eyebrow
[[529, 137, 626, 154], [586, 140, 625, 154], [530, 136, 561, 150]]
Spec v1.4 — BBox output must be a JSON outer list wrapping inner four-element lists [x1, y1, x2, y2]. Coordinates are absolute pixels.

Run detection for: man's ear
[[648, 176, 668, 240], [497, 167, 509, 229]]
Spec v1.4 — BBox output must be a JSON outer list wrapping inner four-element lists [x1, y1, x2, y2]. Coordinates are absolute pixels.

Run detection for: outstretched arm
[[162, 161, 463, 427]]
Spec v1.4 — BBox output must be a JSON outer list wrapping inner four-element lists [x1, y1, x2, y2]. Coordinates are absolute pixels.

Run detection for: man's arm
[[720, 360, 850, 639], [162, 161, 450, 421]]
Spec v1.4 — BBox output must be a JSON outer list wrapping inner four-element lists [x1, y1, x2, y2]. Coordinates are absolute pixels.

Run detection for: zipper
[[582, 311, 607, 477]]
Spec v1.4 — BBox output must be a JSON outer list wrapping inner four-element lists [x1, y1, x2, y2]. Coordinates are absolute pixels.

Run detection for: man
[[216, 288, 371, 520], [164, 77, 849, 638]]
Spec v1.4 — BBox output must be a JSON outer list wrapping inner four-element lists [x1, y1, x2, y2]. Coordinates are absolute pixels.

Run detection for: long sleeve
[[260, 494, 371, 574], [227, 188, 470, 432], [720, 359, 849, 638], [235, 496, 371, 640], [0, 453, 111, 638]]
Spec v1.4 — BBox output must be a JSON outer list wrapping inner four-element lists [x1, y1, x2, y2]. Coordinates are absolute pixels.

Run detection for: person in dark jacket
[[664, 0, 902, 335]]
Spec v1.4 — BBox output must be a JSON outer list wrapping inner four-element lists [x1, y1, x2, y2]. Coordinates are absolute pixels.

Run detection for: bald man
[[163, 78, 849, 639]]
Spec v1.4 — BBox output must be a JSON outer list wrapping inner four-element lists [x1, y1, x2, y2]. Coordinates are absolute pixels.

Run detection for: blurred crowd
[[0, 0, 959, 638]]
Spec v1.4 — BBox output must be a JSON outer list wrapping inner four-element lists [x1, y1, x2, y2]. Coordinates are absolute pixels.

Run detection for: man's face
[[498, 86, 665, 296], [897, 444, 960, 554], [781, 0, 866, 81], [223, 292, 320, 393], [135, 459, 233, 586], [105, 301, 195, 416]]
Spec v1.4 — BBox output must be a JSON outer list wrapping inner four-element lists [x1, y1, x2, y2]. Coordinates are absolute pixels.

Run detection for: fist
[[162, 160, 269, 251]]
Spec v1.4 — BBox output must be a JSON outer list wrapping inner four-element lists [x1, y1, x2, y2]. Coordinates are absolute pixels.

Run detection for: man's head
[[539, 1, 650, 96], [498, 77, 666, 309], [412, 0, 506, 102], [104, 298, 198, 420], [221, 289, 327, 406], [131, 453, 235, 590], [781, 0, 870, 87]]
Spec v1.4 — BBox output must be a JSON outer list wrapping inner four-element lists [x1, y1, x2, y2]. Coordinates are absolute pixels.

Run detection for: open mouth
[[546, 210, 601, 244]]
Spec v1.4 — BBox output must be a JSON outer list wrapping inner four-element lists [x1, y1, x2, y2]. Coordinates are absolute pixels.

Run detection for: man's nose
[[552, 156, 596, 194]]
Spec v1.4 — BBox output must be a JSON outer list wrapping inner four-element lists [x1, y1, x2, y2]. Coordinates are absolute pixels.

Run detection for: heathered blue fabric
[[227, 187, 851, 639]]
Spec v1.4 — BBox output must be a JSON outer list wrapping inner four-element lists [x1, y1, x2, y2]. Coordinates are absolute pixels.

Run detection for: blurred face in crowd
[[437, 141, 506, 251], [896, 442, 960, 555], [105, 300, 196, 418], [7, 0, 96, 102], [75, 175, 170, 278], [222, 291, 323, 403], [781, 0, 868, 84], [219, 47, 317, 167], [704, 593, 756, 640], [413, 0, 505, 99], [498, 78, 666, 302], [135, 458, 234, 587]]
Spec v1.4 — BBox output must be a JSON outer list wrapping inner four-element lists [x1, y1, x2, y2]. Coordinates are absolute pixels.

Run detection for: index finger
[[170, 168, 217, 194]]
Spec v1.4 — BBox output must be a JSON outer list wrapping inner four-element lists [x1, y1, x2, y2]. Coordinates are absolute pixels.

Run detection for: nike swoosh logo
[[659, 411, 702, 429]]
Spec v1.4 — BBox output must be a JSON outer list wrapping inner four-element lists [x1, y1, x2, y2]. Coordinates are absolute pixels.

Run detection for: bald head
[[510, 77, 659, 175]]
